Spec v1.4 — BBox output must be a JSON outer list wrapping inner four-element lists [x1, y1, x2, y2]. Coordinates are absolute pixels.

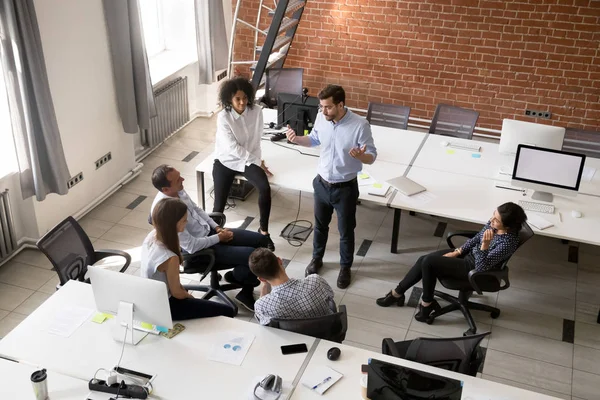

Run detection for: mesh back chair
[[366, 102, 411, 130], [382, 332, 490, 377], [147, 212, 241, 316], [427, 223, 534, 335], [429, 104, 479, 140], [267, 304, 348, 343], [36, 216, 131, 290], [562, 127, 600, 159]]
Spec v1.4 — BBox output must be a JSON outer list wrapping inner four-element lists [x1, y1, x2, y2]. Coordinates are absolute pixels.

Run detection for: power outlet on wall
[[67, 172, 84, 189], [525, 109, 552, 119], [95, 152, 112, 169]]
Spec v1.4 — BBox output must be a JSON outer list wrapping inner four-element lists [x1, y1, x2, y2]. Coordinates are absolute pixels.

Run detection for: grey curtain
[[195, 0, 228, 85], [103, 0, 156, 133], [0, 0, 70, 201]]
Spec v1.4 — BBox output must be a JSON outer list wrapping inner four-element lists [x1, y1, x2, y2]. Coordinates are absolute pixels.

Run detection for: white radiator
[[0, 189, 17, 261], [145, 77, 190, 148]]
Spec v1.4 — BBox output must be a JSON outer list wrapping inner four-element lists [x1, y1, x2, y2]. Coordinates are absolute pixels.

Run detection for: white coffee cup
[[31, 368, 48, 400], [360, 374, 369, 399]]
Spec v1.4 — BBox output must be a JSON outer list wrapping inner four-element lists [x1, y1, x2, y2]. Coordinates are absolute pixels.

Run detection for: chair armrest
[[183, 248, 216, 282], [382, 338, 401, 357], [208, 212, 226, 227], [95, 250, 132, 273], [446, 231, 477, 249], [467, 267, 509, 295]]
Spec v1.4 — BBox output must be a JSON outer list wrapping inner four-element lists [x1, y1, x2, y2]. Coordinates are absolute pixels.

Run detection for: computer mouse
[[440, 141, 449, 147], [327, 347, 341, 361], [571, 210, 582, 218]]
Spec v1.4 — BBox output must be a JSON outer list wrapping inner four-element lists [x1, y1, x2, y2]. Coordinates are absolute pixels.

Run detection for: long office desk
[[0, 357, 89, 399], [0, 281, 316, 399], [0, 281, 563, 399]]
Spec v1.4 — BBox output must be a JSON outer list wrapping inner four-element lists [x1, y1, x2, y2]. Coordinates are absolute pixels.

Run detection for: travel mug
[[360, 374, 370, 400], [30, 368, 48, 400]]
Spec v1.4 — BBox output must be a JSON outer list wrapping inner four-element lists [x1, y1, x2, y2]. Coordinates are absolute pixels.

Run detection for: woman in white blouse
[[213, 77, 275, 251]]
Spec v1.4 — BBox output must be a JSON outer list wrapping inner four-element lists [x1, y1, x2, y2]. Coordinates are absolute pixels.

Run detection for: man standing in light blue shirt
[[286, 85, 377, 288]]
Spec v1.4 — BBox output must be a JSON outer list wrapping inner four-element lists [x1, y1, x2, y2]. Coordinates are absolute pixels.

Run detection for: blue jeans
[[312, 175, 359, 268], [185, 228, 266, 287]]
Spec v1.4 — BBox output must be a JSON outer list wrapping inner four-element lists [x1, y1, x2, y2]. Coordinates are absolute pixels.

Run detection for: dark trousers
[[169, 296, 235, 320], [184, 228, 266, 289], [312, 175, 359, 268], [212, 159, 272, 232], [395, 249, 475, 303]]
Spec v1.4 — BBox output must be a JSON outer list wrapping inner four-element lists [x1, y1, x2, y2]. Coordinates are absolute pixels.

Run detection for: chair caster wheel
[[426, 317, 434, 325], [490, 310, 500, 319], [463, 329, 476, 336], [217, 273, 222, 280]]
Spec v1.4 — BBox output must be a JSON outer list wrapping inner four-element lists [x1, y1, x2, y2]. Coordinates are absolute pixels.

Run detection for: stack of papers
[[358, 171, 391, 198], [527, 213, 554, 230]]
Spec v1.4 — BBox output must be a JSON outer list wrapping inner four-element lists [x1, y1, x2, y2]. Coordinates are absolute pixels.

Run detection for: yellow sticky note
[[140, 322, 153, 330], [373, 183, 383, 188], [358, 173, 369, 179], [446, 149, 455, 155], [92, 313, 107, 324]]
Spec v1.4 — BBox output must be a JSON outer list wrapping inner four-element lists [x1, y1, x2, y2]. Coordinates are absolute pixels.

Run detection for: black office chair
[[426, 223, 534, 335], [148, 212, 241, 316], [562, 127, 600, 158], [36, 216, 131, 290], [382, 332, 490, 377], [366, 102, 411, 130], [429, 103, 479, 140], [267, 304, 348, 343]]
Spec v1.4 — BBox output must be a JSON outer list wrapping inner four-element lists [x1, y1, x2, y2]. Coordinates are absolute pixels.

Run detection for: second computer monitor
[[512, 144, 586, 202], [499, 119, 566, 155], [277, 93, 319, 136], [266, 68, 303, 107]]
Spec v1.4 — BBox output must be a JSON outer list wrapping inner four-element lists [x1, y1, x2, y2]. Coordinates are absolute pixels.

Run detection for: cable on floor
[[280, 190, 312, 247]]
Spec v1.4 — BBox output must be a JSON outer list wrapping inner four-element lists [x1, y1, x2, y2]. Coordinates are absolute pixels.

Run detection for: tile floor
[[1, 116, 599, 400]]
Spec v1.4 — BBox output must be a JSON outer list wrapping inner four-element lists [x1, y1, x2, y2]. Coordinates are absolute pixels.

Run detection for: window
[[139, 0, 164, 58], [0, 62, 18, 178]]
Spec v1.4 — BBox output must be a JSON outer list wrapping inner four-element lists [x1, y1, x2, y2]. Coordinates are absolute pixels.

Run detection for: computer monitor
[[511, 144, 586, 202], [499, 119, 566, 155], [88, 266, 173, 345], [277, 92, 319, 136], [265, 68, 303, 107]]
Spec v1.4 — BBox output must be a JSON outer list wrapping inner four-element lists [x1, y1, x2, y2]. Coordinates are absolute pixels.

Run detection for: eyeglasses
[[318, 104, 337, 112]]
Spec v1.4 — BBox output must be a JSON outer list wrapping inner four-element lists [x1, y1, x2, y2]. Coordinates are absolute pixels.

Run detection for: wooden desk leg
[[197, 171, 206, 210], [391, 208, 401, 254]]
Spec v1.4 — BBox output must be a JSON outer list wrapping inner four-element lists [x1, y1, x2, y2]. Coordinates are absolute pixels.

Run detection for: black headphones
[[254, 374, 282, 399]]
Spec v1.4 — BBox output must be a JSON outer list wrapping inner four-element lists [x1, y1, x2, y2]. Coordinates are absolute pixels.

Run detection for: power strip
[[88, 379, 148, 399]]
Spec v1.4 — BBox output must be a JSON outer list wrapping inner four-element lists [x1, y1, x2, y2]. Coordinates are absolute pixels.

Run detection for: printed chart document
[[208, 331, 255, 365], [300, 366, 343, 395], [48, 306, 94, 337]]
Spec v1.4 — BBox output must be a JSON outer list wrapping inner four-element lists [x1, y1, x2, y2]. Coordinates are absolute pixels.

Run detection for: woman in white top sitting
[[213, 77, 275, 251], [141, 197, 235, 320]]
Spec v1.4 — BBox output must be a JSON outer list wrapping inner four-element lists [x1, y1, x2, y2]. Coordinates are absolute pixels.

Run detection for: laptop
[[386, 176, 426, 196]]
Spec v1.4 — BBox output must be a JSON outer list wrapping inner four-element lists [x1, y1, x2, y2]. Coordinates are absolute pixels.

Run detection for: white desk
[[0, 357, 89, 399], [0, 281, 316, 399], [290, 340, 562, 399]]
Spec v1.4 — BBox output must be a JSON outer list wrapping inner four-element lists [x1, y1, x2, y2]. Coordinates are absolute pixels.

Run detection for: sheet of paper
[[582, 166, 596, 182], [48, 306, 94, 337], [208, 331, 255, 366], [399, 190, 437, 205], [300, 366, 343, 395], [357, 170, 377, 186]]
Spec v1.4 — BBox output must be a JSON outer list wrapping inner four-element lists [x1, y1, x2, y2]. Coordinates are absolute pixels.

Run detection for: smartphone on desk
[[281, 343, 308, 355]]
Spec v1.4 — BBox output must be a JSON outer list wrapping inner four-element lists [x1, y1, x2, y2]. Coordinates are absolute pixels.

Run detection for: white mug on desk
[[360, 375, 370, 400]]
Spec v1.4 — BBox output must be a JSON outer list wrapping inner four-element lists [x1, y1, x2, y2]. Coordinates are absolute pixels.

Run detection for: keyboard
[[448, 141, 481, 152], [518, 200, 555, 214]]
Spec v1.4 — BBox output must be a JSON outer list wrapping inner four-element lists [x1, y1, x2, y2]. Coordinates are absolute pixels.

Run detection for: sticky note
[[140, 322, 154, 330], [373, 183, 383, 188], [471, 153, 481, 158], [358, 173, 369, 179], [92, 313, 107, 324], [446, 149, 455, 155], [156, 325, 169, 333]]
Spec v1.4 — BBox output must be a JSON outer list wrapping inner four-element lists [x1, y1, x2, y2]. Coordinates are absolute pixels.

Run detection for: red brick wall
[[231, 0, 600, 131]]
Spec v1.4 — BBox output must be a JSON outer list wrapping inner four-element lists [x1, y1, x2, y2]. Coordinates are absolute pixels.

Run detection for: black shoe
[[224, 271, 260, 287], [414, 300, 441, 322], [305, 258, 323, 277], [258, 228, 275, 251], [376, 291, 405, 307], [235, 288, 255, 312], [337, 268, 351, 289]]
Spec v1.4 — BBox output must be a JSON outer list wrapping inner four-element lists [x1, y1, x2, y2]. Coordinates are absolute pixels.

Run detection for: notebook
[[527, 213, 554, 230], [300, 366, 343, 395], [367, 183, 390, 197]]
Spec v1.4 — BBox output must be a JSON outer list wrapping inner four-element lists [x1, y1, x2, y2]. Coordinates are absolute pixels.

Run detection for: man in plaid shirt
[[249, 248, 335, 325]]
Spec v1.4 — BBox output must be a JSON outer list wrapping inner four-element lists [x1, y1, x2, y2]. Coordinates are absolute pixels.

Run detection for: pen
[[312, 376, 332, 390], [558, 212, 562, 222]]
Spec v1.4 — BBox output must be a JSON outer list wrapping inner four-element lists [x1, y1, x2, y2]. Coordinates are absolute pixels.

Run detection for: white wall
[[25, 0, 137, 235]]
